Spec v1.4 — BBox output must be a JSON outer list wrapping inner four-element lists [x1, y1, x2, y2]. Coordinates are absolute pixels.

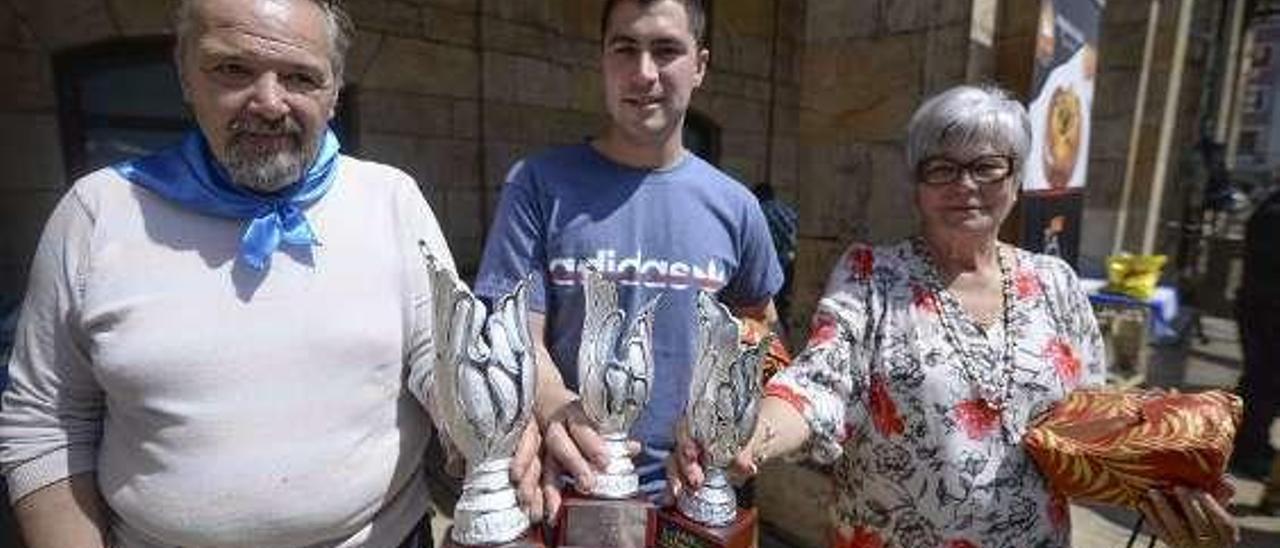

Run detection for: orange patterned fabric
[[1023, 389, 1241, 507]]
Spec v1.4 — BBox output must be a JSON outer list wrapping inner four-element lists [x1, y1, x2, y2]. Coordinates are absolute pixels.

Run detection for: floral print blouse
[[767, 240, 1105, 548]]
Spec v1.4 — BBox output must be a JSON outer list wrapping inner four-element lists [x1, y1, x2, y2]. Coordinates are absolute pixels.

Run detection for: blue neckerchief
[[114, 129, 341, 270]]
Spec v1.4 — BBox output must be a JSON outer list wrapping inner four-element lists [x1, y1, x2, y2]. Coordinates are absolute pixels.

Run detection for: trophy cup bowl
[[657, 291, 767, 548], [427, 256, 543, 547], [556, 266, 661, 547]]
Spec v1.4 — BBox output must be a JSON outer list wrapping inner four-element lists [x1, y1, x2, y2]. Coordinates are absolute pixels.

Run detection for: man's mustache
[[228, 116, 304, 141]]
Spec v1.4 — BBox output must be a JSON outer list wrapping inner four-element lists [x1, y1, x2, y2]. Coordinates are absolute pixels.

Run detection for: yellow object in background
[[1105, 254, 1167, 301]]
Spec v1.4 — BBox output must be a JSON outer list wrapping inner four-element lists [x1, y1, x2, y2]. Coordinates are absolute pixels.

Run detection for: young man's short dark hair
[[600, 0, 707, 45]]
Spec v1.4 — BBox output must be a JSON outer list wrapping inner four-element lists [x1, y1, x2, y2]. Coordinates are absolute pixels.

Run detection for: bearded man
[[0, 1, 541, 546]]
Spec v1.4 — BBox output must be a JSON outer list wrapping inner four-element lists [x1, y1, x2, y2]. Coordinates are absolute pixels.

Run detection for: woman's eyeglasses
[[918, 155, 1015, 186]]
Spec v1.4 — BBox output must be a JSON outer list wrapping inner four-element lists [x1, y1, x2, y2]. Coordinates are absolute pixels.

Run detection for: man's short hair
[[173, 0, 354, 83], [600, 0, 707, 45]]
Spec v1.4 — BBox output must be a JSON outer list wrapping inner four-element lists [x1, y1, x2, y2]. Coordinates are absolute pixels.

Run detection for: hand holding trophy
[[556, 266, 661, 547], [658, 291, 769, 548], [426, 255, 544, 547]]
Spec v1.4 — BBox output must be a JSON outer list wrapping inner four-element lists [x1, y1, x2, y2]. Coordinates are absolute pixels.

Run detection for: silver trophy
[[678, 291, 768, 527], [576, 266, 660, 499], [428, 257, 535, 546]]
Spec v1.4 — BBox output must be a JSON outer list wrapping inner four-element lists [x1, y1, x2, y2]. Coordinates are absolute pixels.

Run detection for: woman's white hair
[[905, 85, 1031, 180]]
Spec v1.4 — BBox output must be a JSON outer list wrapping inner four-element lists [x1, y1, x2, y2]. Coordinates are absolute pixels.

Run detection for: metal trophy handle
[[679, 291, 767, 527], [426, 254, 536, 546], [576, 266, 660, 498]]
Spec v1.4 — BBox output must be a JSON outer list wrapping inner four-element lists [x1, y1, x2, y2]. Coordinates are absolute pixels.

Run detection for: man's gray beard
[[222, 140, 311, 193]]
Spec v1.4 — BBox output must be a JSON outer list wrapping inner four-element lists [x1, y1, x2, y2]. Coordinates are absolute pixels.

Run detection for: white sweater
[[0, 156, 455, 548]]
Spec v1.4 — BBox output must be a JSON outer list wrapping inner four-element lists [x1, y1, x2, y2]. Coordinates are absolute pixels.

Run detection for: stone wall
[[0, 0, 801, 297], [786, 0, 974, 336], [1081, 0, 1218, 270]]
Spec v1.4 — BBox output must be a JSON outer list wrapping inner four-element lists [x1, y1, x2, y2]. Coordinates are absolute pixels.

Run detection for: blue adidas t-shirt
[[475, 143, 783, 494]]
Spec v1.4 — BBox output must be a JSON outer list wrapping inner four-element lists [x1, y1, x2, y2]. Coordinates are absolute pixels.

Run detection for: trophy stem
[[677, 466, 737, 527], [452, 458, 531, 546], [586, 433, 640, 499]]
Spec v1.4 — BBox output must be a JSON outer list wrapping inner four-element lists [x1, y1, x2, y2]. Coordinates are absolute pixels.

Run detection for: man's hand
[[1140, 487, 1239, 548], [535, 386, 609, 517], [510, 421, 544, 522]]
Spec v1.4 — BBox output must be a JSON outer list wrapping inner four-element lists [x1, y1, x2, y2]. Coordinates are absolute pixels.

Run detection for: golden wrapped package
[[1023, 389, 1241, 507], [1104, 254, 1167, 301]]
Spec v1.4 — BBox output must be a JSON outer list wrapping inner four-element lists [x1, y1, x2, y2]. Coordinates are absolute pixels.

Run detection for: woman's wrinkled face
[[913, 144, 1019, 236]]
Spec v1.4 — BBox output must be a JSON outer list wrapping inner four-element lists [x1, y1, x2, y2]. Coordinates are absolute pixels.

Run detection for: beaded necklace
[[912, 237, 1016, 412]]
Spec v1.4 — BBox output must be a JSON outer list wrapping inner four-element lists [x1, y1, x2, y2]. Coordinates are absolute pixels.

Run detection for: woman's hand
[[1140, 487, 1239, 547]]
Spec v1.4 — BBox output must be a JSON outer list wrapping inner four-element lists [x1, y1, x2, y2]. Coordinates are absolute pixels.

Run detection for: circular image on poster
[[1044, 85, 1082, 189]]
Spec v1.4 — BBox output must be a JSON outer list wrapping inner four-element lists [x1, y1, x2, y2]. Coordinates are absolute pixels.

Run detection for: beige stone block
[[801, 37, 920, 117], [865, 143, 917, 243], [452, 100, 480, 139], [569, 67, 602, 112], [108, 0, 171, 36], [0, 49, 54, 111], [709, 94, 768, 132], [804, 0, 877, 42], [545, 108, 598, 145], [362, 37, 478, 97], [559, 0, 602, 40], [346, 30, 384, 85], [717, 0, 772, 37], [884, 0, 971, 34], [359, 132, 423, 180], [422, 138, 481, 189], [440, 189, 485, 276], [348, 0, 423, 38], [483, 18, 552, 55], [0, 114, 65, 191], [8, 0, 116, 50], [419, 0, 476, 12], [358, 90, 455, 136], [797, 140, 873, 241], [552, 38, 601, 69], [922, 25, 970, 96], [482, 0, 552, 27], [423, 4, 476, 46], [483, 52, 570, 109]]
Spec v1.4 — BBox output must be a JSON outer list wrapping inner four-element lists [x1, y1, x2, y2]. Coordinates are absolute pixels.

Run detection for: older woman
[[669, 85, 1237, 548]]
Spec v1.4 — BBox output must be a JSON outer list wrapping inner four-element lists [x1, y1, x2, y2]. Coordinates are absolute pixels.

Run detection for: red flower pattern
[[1044, 338, 1082, 388], [945, 540, 980, 548], [765, 382, 812, 414], [911, 283, 940, 315], [1014, 268, 1042, 300], [845, 246, 874, 282], [868, 374, 905, 437], [831, 525, 886, 548], [808, 312, 839, 348], [954, 399, 1002, 440]]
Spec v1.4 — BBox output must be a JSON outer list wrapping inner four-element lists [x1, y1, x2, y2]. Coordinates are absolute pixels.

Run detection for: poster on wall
[[1019, 0, 1103, 267]]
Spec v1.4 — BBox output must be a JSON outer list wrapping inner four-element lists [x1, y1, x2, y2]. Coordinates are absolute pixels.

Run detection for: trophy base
[[655, 507, 757, 548], [442, 525, 546, 548], [554, 492, 656, 548]]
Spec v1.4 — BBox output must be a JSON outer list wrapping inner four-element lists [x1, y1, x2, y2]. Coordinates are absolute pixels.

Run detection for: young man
[[0, 1, 538, 546], [475, 0, 783, 515]]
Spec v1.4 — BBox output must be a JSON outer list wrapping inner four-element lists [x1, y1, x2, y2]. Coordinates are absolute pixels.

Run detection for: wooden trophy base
[[442, 525, 547, 548], [655, 507, 757, 548], [554, 492, 656, 548]]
